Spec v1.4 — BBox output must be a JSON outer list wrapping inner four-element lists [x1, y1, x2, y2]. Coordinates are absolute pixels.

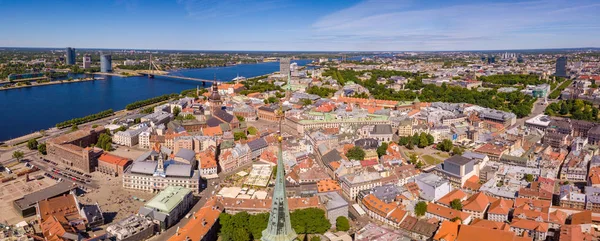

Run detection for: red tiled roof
[[462, 192, 496, 213], [98, 153, 131, 167], [437, 189, 468, 207], [427, 203, 471, 221]]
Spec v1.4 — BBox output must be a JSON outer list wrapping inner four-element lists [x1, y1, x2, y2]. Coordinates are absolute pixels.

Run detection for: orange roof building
[[361, 194, 408, 228], [488, 198, 514, 222], [198, 151, 218, 176], [436, 189, 468, 208], [97, 153, 131, 176], [169, 198, 224, 241], [459, 224, 532, 241], [317, 179, 341, 193], [461, 192, 496, 219], [426, 203, 472, 224], [509, 219, 548, 241], [433, 220, 459, 241], [38, 194, 84, 224], [559, 225, 595, 241], [41, 216, 77, 241], [588, 167, 600, 186], [202, 126, 223, 137], [435, 219, 532, 241]]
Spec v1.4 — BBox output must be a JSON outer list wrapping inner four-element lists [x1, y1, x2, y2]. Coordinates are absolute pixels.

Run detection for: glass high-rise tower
[[555, 57, 568, 77], [66, 47, 76, 65]]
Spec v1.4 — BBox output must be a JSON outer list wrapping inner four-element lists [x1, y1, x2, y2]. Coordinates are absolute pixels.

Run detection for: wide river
[[0, 60, 312, 141]]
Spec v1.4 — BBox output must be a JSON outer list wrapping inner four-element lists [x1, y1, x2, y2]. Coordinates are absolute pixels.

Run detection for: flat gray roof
[[14, 181, 75, 210]]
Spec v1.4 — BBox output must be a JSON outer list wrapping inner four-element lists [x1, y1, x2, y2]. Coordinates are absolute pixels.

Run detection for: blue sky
[[0, 0, 599, 51]]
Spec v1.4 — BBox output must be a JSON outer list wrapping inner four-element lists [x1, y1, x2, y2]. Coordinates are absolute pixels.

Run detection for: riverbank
[[0, 77, 98, 91], [0, 77, 48, 84], [0, 60, 312, 141]]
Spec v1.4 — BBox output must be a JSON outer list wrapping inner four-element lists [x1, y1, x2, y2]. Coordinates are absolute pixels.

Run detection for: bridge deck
[[142, 73, 212, 83]]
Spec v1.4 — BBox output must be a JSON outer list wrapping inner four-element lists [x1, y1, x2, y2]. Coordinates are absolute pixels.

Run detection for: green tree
[[450, 217, 462, 222], [95, 133, 112, 151], [450, 199, 463, 210], [92, 124, 99, 128], [406, 139, 414, 150], [416, 161, 424, 169], [27, 139, 38, 150], [452, 146, 464, 156], [248, 213, 269, 239], [71, 124, 79, 131], [525, 174, 534, 182], [141, 107, 154, 114], [412, 133, 420, 145], [306, 86, 337, 98], [426, 133, 435, 145], [418, 133, 429, 148], [415, 201, 428, 217], [409, 153, 418, 164], [38, 143, 47, 155], [219, 213, 234, 239], [232, 228, 250, 241], [173, 106, 181, 117], [234, 132, 248, 141], [310, 236, 322, 241], [376, 142, 388, 158], [336, 216, 350, 231], [559, 102, 569, 115], [247, 126, 258, 135], [301, 99, 313, 106], [12, 150, 24, 162], [290, 208, 330, 234], [437, 139, 453, 152], [399, 136, 410, 146], [236, 115, 245, 122], [346, 146, 366, 161], [116, 126, 128, 132]]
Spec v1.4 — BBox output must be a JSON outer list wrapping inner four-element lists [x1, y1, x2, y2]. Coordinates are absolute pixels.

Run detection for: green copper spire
[[261, 106, 297, 241]]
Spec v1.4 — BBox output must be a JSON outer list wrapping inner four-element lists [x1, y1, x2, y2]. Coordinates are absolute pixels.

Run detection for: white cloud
[[309, 0, 600, 50], [176, 0, 287, 19]]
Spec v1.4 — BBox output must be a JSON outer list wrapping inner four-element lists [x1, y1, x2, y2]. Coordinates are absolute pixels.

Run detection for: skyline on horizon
[[1, 0, 600, 51]]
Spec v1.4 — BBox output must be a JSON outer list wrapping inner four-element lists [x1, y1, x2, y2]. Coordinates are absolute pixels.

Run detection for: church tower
[[209, 77, 222, 114], [261, 105, 297, 241]]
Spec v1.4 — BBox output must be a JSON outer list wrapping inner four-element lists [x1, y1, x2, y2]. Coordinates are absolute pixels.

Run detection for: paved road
[[28, 155, 98, 190], [514, 98, 557, 127]]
